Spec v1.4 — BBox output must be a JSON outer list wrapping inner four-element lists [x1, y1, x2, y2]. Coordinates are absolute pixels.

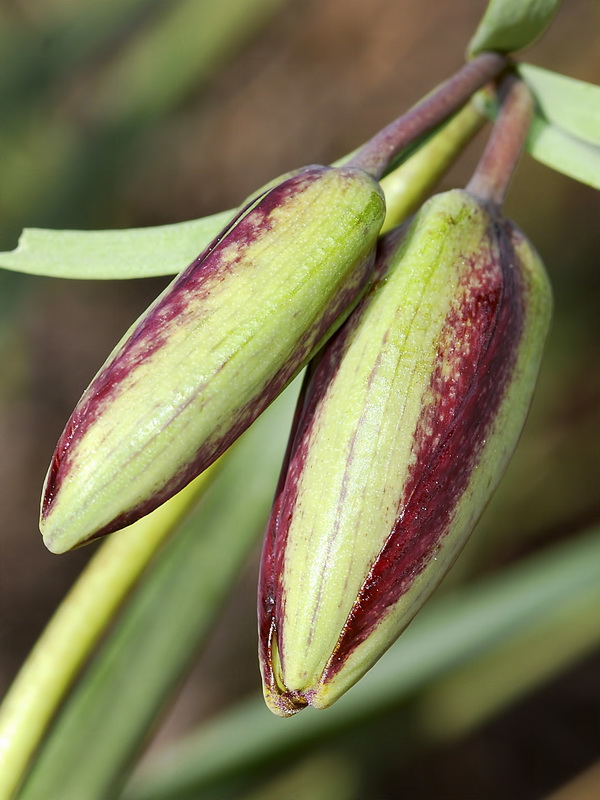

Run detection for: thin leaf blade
[[519, 63, 600, 147], [122, 526, 600, 800], [16, 383, 299, 800], [0, 211, 233, 280], [528, 114, 600, 190]]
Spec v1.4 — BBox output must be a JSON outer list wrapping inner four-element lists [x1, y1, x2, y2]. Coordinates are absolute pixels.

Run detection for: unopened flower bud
[[258, 188, 551, 716], [41, 166, 385, 553]]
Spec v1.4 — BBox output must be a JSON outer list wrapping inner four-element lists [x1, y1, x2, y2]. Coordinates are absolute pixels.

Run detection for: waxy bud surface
[[41, 166, 385, 553], [259, 188, 551, 716]]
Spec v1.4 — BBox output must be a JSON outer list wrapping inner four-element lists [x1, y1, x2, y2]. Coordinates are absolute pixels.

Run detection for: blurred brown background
[[0, 1, 599, 797]]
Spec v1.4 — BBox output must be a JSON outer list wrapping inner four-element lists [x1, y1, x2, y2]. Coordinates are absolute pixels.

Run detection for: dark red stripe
[[42, 168, 329, 522], [257, 232, 405, 701], [321, 215, 526, 681]]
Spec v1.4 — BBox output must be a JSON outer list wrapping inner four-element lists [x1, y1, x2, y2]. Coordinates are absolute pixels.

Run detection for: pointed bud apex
[[258, 188, 551, 716], [41, 166, 385, 553]]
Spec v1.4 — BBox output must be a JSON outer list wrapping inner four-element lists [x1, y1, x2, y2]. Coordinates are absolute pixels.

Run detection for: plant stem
[[466, 75, 534, 207], [380, 98, 487, 232], [0, 469, 215, 800], [348, 52, 506, 179]]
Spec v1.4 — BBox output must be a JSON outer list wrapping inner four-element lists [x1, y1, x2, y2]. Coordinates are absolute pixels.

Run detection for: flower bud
[[41, 166, 385, 553], [258, 188, 551, 716]]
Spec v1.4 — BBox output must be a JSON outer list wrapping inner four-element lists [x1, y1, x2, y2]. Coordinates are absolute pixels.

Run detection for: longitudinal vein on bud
[[41, 166, 385, 553], [258, 77, 552, 717]]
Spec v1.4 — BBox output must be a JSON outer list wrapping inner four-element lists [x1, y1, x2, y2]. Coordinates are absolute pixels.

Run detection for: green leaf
[[527, 113, 600, 190], [0, 468, 217, 800], [0, 210, 233, 280], [0, 95, 486, 283], [468, 0, 561, 56], [96, 0, 288, 124], [122, 526, 600, 800], [518, 63, 600, 147], [16, 382, 299, 800], [476, 87, 600, 190]]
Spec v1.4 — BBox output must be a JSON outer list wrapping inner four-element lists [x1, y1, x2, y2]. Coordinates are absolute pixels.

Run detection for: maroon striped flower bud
[[258, 186, 552, 716], [41, 166, 385, 553], [39, 54, 507, 555]]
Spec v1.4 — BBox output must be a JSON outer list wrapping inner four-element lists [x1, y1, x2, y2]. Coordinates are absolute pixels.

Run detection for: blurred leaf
[[417, 557, 600, 739], [546, 761, 600, 800], [0, 0, 288, 242], [0, 469, 218, 800], [468, 0, 561, 56], [527, 113, 600, 190], [241, 754, 359, 800], [95, 0, 288, 124], [122, 526, 600, 800], [519, 63, 600, 147], [0, 0, 165, 124], [0, 211, 231, 279], [16, 382, 299, 800]]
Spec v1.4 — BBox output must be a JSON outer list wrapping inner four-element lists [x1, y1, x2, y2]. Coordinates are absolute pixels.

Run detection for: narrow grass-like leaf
[[476, 90, 600, 190], [0, 0, 288, 250], [417, 569, 600, 740], [468, 0, 561, 56], [16, 383, 299, 800], [95, 0, 288, 123], [527, 113, 600, 189], [0, 469, 217, 800], [122, 526, 600, 800], [518, 63, 600, 147], [0, 211, 232, 280]]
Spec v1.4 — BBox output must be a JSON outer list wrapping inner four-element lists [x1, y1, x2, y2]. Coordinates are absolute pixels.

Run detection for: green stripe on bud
[[41, 166, 385, 553], [259, 188, 551, 716]]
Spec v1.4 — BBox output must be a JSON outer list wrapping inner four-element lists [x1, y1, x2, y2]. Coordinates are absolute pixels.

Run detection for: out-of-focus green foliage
[[0, 107, 483, 281], [0, 0, 287, 241], [121, 526, 600, 800], [16, 384, 299, 800]]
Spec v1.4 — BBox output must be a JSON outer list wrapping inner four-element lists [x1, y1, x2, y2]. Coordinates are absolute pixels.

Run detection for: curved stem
[[348, 52, 506, 179], [466, 75, 534, 207], [380, 98, 487, 232], [0, 468, 216, 800]]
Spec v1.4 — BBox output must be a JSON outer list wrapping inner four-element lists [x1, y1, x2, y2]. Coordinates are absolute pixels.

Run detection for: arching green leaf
[[528, 113, 600, 190], [519, 63, 600, 147], [0, 210, 232, 280], [122, 526, 600, 800]]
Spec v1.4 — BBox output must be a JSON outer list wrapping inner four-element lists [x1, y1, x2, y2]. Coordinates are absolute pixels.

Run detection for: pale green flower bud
[[41, 166, 385, 553], [258, 188, 551, 716]]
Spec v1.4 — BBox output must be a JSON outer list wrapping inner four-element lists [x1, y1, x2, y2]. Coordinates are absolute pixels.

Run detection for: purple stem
[[348, 52, 506, 180], [466, 75, 534, 208]]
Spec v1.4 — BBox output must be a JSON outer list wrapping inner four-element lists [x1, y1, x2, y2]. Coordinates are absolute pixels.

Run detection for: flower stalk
[[40, 65, 496, 554], [258, 76, 552, 716], [348, 52, 506, 179], [467, 75, 534, 205], [380, 97, 487, 231]]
